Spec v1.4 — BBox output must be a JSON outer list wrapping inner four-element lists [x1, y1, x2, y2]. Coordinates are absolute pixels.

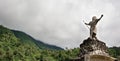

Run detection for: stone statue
[[85, 14, 103, 39], [71, 14, 117, 61]]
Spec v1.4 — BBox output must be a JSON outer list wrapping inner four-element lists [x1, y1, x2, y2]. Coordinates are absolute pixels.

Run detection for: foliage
[[108, 46, 120, 58], [0, 25, 80, 61], [12, 30, 63, 50]]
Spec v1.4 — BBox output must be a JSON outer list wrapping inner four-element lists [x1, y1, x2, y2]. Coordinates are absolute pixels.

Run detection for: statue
[[84, 14, 103, 39], [71, 14, 117, 61]]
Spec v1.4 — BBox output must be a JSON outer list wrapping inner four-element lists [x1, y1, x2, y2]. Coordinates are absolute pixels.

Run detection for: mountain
[[12, 30, 63, 50], [0, 25, 64, 61], [0, 25, 79, 61], [0, 25, 42, 60], [0, 25, 63, 50]]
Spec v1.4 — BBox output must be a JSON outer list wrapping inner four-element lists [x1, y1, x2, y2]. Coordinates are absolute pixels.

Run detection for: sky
[[0, 0, 120, 49]]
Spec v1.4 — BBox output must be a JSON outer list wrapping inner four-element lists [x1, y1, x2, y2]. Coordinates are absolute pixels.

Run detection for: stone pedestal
[[79, 37, 116, 61], [84, 54, 116, 61]]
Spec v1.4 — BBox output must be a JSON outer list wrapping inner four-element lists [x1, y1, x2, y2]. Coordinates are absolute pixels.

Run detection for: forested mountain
[[0, 25, 79, 61], [0, 25, 41, 61], [12, 30, 63, 50], [0, 25, 120, 61]]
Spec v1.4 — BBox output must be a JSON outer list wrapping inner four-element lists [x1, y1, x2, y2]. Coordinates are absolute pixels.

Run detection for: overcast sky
[[0, 0, 120, 49]]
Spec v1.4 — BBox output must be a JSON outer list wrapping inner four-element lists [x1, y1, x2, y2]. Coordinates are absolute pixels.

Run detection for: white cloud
[[0, 0, 120, 48]]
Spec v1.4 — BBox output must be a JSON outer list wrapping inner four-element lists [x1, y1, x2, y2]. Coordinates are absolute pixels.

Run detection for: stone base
[[85, 54, 116, 61], [79, 37, 109, 57], [78, 37, 117, 61], [70, 55, 116, 61]]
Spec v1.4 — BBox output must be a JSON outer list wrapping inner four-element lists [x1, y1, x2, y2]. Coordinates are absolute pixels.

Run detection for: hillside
[[0, 25, 79, 61], [12, 30, 63, 50], [0, 25, 41, 61]]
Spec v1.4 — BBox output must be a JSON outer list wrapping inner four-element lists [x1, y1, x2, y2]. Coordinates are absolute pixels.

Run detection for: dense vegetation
[[109, 47, 120, 58], [0, 25, 80, 61], [0, 25, 120, 61], [12, 30, 63, 50], [0, 25, 41, 61]]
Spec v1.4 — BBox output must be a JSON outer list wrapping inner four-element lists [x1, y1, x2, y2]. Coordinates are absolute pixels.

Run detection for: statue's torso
[[89, 19, 99, 33]]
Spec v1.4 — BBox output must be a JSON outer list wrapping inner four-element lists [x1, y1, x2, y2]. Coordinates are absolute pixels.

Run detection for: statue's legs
[[90, 29, 93, 39], [92, 32, 97, 40], [90, 28, 97, 40]]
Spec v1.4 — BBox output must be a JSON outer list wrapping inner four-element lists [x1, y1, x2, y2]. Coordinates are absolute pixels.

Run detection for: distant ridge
[[11, 30, 63, 50]]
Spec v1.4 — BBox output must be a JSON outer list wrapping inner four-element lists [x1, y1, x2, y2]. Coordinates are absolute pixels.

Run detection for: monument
[[84, 15, 103, 39], [72, 15, 117, 61]]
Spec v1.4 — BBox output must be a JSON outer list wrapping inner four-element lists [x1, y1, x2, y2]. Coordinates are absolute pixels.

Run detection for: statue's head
[[92, 16, 97, 21]]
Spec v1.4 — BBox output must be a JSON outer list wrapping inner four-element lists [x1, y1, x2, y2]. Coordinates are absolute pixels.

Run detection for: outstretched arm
[[83, 20, 90, 25], [85, 23, 89, 25], [98, 14, 103, 20]]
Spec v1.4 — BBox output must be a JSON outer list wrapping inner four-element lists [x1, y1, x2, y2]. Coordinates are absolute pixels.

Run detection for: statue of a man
[[85, 14, 103, 39]]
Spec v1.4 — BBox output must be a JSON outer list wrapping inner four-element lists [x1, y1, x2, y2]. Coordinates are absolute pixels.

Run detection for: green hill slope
[[0, 25, 79, 61], [0, 25, 41, 61], [12, 30, 63, 50]]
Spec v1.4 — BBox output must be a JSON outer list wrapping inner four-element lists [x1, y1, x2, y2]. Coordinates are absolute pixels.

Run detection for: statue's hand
[[101, 14, 103, 17], [85, 23, 87, 25]]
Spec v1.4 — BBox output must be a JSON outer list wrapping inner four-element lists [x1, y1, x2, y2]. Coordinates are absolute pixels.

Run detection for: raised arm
[[98, 14, 103, 20]]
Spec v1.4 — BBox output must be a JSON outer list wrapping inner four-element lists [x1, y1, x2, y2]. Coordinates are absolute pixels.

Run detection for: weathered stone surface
[[77, 37, 117, 61], [70, 37, 117, 61], [79, 37, 109, 57], [85, 54, 116, 61]]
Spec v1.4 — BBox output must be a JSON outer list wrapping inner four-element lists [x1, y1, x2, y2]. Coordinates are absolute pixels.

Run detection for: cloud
[[0, 0, 120, 48]]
